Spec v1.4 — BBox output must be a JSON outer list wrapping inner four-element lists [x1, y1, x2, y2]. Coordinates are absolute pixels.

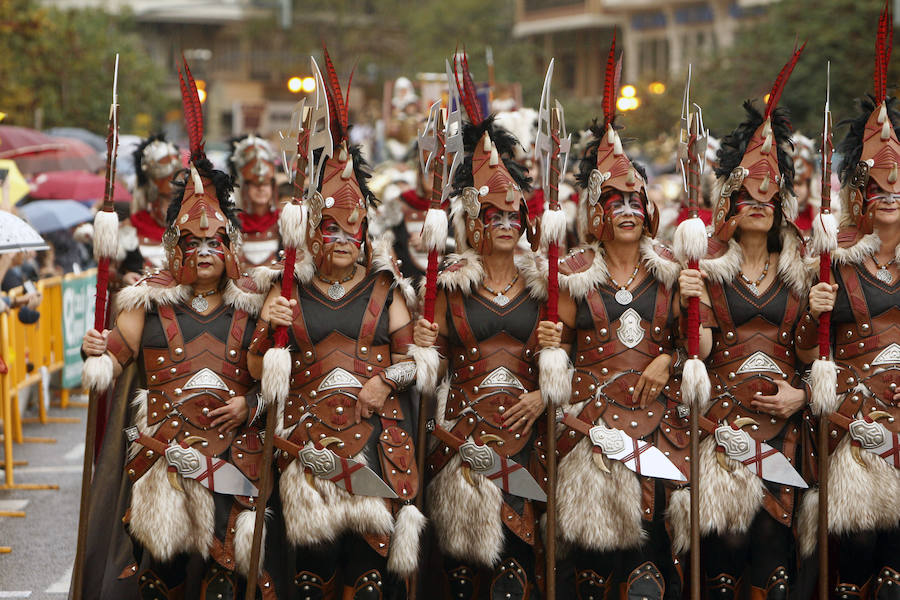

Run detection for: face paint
[[182, 234, 227, 260], [483, 207, 522, 231], [867, 192, 900, 205], [320, 218, 364, 247], [604, 193, 645, 219], [735, 191, 775, 212]]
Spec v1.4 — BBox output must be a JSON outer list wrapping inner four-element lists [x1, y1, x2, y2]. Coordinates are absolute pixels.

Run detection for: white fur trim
[[387, 504, 427, 576], [540, 208, 568, 247], [278, 201, 307, 249], [516, 251, 550, 302], [809, 359, 839, 416], [681, 358, 711, 414], [370, 237, 418, 312], [423, 207, 449, 253], [796, 435, 900, 557], [407, 344, 440, 396], [279, 459, 343, 545], [115, 280, 189, 313], [832, 232, 880, 266], [559, 243, 608, 300], [233, 508, 265, 576], [809, 212, 838, 256], [699, 238, 742, 285], [261, 347, 291, 409], [641, 237, 681, 289], [426, 454, 505, 566], [667, 436, 765, 553], [777, 230, 815, 297], [436, 250, 484, 294], [557, 436, 645, 551], [92, 210, 119, 259], [673, 217, 708, 263], [223, 279, 265, 316], [82, 354, 114, 393], [450, 195, 471, 252], [538, 346, 572, 406]]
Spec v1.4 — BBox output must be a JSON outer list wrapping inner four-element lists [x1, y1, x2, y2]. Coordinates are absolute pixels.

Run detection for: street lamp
[[195, 79, 207, 104], [287, 76, 303, 93], [648, 81, 666, 95], [617, 85, 640, 111], [301, 76, 316, 93]]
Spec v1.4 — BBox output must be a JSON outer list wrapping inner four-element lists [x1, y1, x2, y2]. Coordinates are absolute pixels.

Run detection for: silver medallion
[[748, 283, 761, 296], [191, 295, 209, 312], [492, 294, 510, 307], [327, 282, 346, 300], [614, 289, 633, 305], [877, 267, 894, 284]]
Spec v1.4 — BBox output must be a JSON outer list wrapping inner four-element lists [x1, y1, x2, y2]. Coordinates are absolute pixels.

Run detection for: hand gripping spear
[[533, 59, 572, 598], [673, 65, 710, 600], [245, 57, 332, 597], [810, 61, 837, 600], [72, 54, 120, 600]]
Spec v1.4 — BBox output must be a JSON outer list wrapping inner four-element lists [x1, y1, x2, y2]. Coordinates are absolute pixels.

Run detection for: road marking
[[64, 443, 85, 461], [14, 465, 81, 475], [0, 592, 33, 598], [45, 567, 71, 593], [0, 499, 29, 512]]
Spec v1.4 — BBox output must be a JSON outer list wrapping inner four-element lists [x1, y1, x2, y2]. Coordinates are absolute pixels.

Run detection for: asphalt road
[[1, 392, 88, 599]]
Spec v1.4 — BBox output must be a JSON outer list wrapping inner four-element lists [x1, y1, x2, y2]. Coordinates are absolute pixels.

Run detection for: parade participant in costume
[[119, 134, 183, 279], [248, 51, 425, 598], [80, 60, 276, 599], [798, 6, 900, 594], [791, 133, 819, 234], [667, 47, 819, 598], [229, 134, 281, 268], [547, 36, 701, 599], [413, 56, 554, 599]]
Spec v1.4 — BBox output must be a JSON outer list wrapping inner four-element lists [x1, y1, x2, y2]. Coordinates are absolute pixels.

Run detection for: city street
[[1, 397, 87, 598]]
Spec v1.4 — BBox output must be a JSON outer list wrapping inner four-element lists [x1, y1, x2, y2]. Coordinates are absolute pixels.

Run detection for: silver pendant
[[327, 282, 346, 300], [877, 267, 894, 284], [191, 295, 209, 312], [614, 289, 633, 305], [748, 283, 761, 296], [492, 293, 510, 307]]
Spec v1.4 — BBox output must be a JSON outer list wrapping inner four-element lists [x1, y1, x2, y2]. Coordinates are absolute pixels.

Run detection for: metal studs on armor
[[156, 356, 164, 364], [726, 332, 735, 340], [728, 372, 736, 380], [600, 328, 608, 336], [174, 347, 183, 356], [360, 346, 368, 354]]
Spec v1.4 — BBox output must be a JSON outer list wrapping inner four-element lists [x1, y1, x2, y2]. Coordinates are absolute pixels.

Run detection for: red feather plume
[[764, 42, 806, 120], [875, 0, 893, 104], [178, 56, 205, 160], [454, 50, 483, 126], [322, 45, 349, 142], [602, 29, 619, 127]]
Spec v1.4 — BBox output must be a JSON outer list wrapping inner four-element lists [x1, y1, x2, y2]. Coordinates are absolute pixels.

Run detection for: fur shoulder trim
[[776, 228, 815, 296], [247, 249, 317, 293], [641, 237, 680, 289], [370, 237, 417, 311], [223, 276, 265, 316], [117, 222, 139, 261], [515, 251, 549, 302], [437, 250, 484, 294], [699, 236, 742, 285], [115, 271, 189, 312], [833, 230, 881, 266]]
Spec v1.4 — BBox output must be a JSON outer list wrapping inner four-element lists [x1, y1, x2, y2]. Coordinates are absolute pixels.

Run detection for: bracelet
[[379, 360, 417, 392]]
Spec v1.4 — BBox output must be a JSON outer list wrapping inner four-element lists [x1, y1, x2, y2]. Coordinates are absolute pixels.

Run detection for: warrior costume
[[81, 61, 277, 599], [249, 52, 426, 599], [554, 38, 686, 599], [229, 135, 281, 268], [797, 9, 900, 595], [120, 134, 183, 273], [666, 51, 816, 598], [422, 56, 551, 600]]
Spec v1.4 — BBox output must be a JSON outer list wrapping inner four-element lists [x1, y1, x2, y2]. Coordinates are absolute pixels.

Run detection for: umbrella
[[12, 137, 103, 175], [0, 209, 48, 253], [31, 170, 131, 204], [0, 125, 66, 158], [45, 127, 107, 153], [18, 200, 93, 233], [0, 160, 31, 206]]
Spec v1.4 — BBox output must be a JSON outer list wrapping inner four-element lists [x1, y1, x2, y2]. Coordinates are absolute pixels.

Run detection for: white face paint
[[484, 209, 522, 231], [869, 192, 900, 205], [606, 194, 645, 218], [183, 235, 225, 260]]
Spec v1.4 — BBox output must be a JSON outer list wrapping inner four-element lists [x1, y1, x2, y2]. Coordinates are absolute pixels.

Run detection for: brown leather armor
[[277, 272, 417, 501], [831, 263, 900, 445], [240, 227, 280, 268], [125, 300, 263, 508]]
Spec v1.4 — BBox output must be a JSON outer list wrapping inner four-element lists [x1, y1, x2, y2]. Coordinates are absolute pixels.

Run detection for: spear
[[72, 53, 121, 600], [809, 61, 837, 600], [533, 59, 572, 597], [673, 65, 710, 600], [246, 56, 331, 597]]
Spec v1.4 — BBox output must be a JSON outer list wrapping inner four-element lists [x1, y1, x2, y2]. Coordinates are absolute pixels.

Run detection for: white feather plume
[[422, 207, 449, 253], [673, 217, 708, 263], [539, 208, 568, 247], [538, 346, 572, 406], [278, 201, 307, 249], [82, 354, 114, 393], [92, 210, 119, 259], [261, 346, 291, 408]]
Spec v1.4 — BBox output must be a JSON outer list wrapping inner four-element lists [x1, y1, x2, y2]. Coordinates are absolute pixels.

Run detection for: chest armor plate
[[705, 282, 801, 440], [241, 227, 280, 267]]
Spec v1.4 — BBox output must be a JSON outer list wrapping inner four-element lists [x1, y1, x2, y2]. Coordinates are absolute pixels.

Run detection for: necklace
[[873, 255, 897, 284], [482, 270, 519, 306], [609, 264, 640, 305], [739, 257, 770, 296], [190, 288, 218, 312], [317, 265, 357, 300]]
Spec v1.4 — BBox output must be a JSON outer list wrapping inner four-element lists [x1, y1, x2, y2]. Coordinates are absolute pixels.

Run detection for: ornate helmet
[[712, 45, 804, 242], [837, 2, 900, 234], [791, 133, 817, 183], [576, 33, 656, 243], [132, 133, 180, 214], [304, 48, 377, 271], [228, 134, 277, 209], [451, 53, 532, 254], [163, 57, 242, 285]]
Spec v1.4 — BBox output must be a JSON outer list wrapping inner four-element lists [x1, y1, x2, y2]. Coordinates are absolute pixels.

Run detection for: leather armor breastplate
[[833, 263, 900, 433], [705, 279, 801, 440], [444, 290, 540, 458]]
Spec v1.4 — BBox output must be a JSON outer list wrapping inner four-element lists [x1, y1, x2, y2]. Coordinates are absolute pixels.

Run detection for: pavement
[[1, 392, 88, 599]]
